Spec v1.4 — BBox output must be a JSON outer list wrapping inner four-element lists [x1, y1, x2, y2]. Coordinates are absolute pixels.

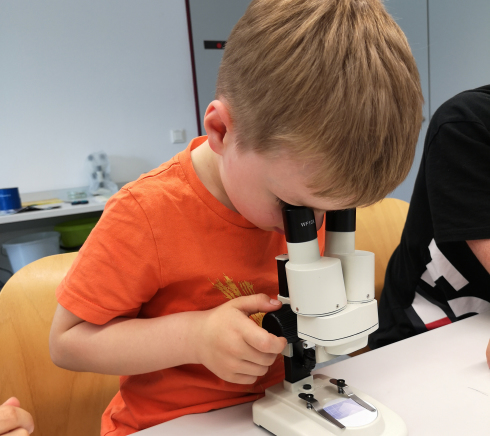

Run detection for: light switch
[[171, 129, 186, 144]]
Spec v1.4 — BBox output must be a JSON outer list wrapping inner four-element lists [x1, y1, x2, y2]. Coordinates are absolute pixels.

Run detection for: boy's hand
[[0, 397, 34, 435], [195, 294, 287, 384]]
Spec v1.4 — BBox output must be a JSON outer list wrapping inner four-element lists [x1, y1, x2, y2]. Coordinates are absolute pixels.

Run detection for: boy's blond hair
[[216, 0, 424, 206]]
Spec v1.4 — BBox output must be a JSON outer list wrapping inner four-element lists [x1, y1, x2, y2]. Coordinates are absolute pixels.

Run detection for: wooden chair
[[0, 253, 119, 436], [355, 197, 410, 303]]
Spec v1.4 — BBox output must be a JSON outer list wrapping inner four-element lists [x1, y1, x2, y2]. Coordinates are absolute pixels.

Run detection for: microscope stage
[[253, 374, 407, 436]]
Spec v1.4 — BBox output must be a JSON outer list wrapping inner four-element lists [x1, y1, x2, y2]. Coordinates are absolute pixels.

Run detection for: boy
[[368, 85, 490, 368], [49, 0, 423, 434]]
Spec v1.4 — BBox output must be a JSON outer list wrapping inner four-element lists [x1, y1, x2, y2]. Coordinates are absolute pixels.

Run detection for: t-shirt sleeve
[[426, 120, 490, 243], [56, 188, 162, 325]]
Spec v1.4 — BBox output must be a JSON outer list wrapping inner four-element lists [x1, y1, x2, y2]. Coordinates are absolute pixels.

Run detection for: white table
[[135, 310, 490, 435], [0, 187, 111, 283], [0, 188, 107, 226]]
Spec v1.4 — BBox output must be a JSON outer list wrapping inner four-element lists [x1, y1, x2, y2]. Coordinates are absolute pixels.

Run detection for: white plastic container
[[2, 231, 61, 273]]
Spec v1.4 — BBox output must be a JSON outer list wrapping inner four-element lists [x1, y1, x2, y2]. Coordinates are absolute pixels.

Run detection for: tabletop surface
[[135, 310, 490, 435], [0, 185, 123, 226], [0, 198, 105, 225]]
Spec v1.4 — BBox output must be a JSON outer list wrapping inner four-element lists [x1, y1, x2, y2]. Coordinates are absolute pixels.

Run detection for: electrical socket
[[171, 129, 186, 144]]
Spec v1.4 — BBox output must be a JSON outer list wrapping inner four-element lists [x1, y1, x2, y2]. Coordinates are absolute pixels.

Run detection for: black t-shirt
[[369, 85, 490, 349]]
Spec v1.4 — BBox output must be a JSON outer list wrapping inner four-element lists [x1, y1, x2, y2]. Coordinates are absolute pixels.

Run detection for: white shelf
[[0, 186, 112, 226], [0, 199, 105, 225]]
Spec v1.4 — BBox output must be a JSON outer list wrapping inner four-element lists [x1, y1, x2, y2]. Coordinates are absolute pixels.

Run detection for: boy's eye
[[275, 197, 288, 208]]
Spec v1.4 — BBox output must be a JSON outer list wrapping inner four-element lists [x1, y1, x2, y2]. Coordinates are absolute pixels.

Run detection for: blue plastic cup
[[0, 187, 22, 213]]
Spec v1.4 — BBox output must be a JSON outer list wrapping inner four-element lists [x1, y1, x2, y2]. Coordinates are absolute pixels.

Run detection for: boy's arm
[[467, 239, 490, 275], [49, 294, 287, 384], [466, 239, 490, 368]]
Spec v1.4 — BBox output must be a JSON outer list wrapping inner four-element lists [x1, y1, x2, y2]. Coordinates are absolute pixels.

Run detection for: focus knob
[[262, 304, 300, 343]]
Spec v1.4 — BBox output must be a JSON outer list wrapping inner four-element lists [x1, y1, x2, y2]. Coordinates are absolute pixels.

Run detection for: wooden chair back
[[355, 198, 410, 302], [0, 253, 119, 436]]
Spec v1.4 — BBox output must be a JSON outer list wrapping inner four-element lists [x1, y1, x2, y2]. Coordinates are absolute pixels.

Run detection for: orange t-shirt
[[56, 137, 325, 435]]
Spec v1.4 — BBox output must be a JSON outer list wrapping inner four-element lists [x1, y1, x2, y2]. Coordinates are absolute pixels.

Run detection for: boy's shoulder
[[112, 139, 206, 218], [121, 137, 206, 199], [425, 85, 490, 155], [109, 152, 188, 217], [432, 85, 490, 127], [123, 153, 183, 193], [120, 137, 206, 204]]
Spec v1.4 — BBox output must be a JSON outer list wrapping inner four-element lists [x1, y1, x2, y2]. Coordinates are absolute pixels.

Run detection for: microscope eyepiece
[[282, 204, 317, 243], [325, 209, 356, 232]]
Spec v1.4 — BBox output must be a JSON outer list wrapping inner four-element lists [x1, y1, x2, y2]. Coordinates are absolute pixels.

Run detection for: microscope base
[[253, 374, 407, 436]]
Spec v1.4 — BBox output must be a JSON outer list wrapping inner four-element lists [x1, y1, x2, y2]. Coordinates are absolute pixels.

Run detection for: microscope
[[252, 205, 407, 435]]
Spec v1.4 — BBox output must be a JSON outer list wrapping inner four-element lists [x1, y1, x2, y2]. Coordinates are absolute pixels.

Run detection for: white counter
[[0, 199, 105, 226], [135, 310, 490, 436], [0, 198, 105, 226], [0, 187, 110, 283], [0, 187, 110, 226]]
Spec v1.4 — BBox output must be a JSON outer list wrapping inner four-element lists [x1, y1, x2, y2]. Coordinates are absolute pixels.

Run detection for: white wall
[[428, 0, 490, 116], [385, 0, 429, 202], [0, 0, 198, 193]]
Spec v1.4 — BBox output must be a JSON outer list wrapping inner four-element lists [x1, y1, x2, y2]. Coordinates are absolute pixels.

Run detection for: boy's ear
[[203, 100, 233, 156]]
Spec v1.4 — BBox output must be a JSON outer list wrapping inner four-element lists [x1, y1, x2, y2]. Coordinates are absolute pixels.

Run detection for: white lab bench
[[0, 197, 105, 226], [135, 310, 490, 436], [0, 187, 107, 285]]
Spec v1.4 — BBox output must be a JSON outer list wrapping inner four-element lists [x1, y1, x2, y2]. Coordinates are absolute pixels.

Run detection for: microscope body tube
[[286, 248, 347, 316], [325, 210, 375, 303], [326, 231, 355, 254], [282, 206, 347, 317], [278, 206, 378, 358]]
